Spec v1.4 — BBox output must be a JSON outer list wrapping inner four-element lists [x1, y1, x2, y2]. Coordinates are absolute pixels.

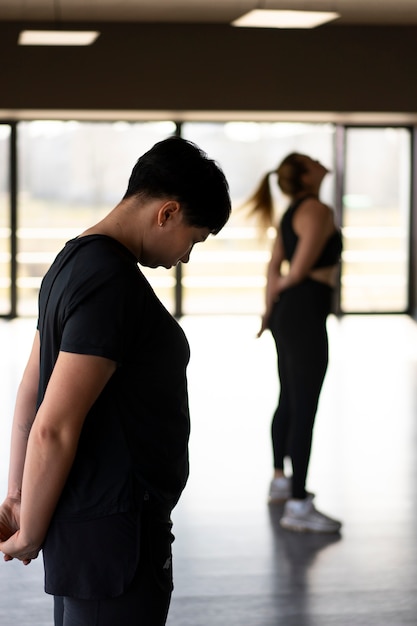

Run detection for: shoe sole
[[280, 518, 341, 534]]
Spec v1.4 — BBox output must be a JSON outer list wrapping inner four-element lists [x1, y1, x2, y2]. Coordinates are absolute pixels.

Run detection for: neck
[[292, 191, 319, 201], [80, 200, 143, 260]]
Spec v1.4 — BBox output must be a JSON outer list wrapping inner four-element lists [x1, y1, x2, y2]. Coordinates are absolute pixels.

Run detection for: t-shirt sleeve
[[60, 269, 136, 364]]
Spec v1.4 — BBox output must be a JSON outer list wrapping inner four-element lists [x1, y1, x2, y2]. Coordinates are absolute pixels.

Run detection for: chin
[[143, 261, 159, 269]]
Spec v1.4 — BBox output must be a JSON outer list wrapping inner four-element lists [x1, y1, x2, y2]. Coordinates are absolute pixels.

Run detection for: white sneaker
[[280, 494, 342, 533], [268, 476, 291, 503]]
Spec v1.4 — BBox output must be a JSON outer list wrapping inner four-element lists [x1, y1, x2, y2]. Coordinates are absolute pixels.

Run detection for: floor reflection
[[1, 315, 417, 626]]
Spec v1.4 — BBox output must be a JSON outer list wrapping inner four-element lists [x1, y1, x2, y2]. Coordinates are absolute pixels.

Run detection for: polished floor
[[0, 314, 416, 626]]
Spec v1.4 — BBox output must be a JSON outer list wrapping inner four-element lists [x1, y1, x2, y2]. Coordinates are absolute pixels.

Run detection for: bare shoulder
[[295, 197, 333, 227], [292, 198, 337, 242], [299, 196, 331, 216]]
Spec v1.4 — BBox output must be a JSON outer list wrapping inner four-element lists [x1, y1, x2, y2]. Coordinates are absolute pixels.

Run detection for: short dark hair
[[124, 136, 231, 234]]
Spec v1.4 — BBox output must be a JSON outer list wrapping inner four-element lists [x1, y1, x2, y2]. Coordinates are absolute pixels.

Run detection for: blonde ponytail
[[243, 171, 275, 229]]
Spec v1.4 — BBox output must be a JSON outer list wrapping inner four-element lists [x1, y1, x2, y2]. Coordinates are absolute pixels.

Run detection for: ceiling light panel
[[232, 9, 341, 29], [18, 30, 100, 45]]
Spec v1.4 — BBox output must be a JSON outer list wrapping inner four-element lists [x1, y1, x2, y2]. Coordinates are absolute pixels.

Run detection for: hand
[[0, 497, 38, 565], [256, 313, 270, 338], [0, 529, 40, 565], [0, 496, 20, 543]]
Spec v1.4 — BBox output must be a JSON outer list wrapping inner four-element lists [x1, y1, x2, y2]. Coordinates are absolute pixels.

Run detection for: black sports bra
[[280, 196, 342, 268]]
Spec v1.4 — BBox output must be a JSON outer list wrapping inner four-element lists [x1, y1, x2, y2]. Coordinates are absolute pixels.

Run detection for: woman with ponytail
[[248, 153, 343, 533]]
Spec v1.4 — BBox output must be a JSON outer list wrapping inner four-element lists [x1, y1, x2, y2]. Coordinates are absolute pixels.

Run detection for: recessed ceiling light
[[232, 9, 340, 29], [18, 30, 100, 46]]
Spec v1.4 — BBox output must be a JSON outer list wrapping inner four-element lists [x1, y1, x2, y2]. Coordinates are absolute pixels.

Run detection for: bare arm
[[8, 332, 40, 498], [0, 332, 40, 547], [257, 227, 285, 337], [0, 350, 116, 563]]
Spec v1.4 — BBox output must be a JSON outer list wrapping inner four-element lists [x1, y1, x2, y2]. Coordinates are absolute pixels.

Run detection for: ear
[[157, 200, 181, 227]]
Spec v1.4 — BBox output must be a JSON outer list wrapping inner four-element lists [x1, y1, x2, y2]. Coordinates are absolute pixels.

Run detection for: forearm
[[264, 281, 277, 319], [7, 332, 40, 500], [0, 334, 39, 550], [18, 415, 79, 550], [7, 382, 38, 499], [263, 230, 285, 316]]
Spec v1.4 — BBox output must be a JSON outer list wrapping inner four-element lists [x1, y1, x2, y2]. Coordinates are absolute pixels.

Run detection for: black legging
[[269, 278, 333, 500]]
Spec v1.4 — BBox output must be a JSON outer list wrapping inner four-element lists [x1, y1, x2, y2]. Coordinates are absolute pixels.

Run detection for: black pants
[[53, 499, 173, 626], [269, 279, 333, 500]]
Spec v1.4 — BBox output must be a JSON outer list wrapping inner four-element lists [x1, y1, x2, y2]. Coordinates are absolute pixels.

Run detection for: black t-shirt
[[37, 235, 190, 598]]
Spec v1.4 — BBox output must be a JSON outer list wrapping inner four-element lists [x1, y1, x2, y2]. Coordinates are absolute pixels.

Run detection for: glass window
[[17, 121, 177, 316], [341, 127, 411, 312], [12, 119, 413, 317], [182, 121, 335, 314], [0, 125, 11, 315]]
